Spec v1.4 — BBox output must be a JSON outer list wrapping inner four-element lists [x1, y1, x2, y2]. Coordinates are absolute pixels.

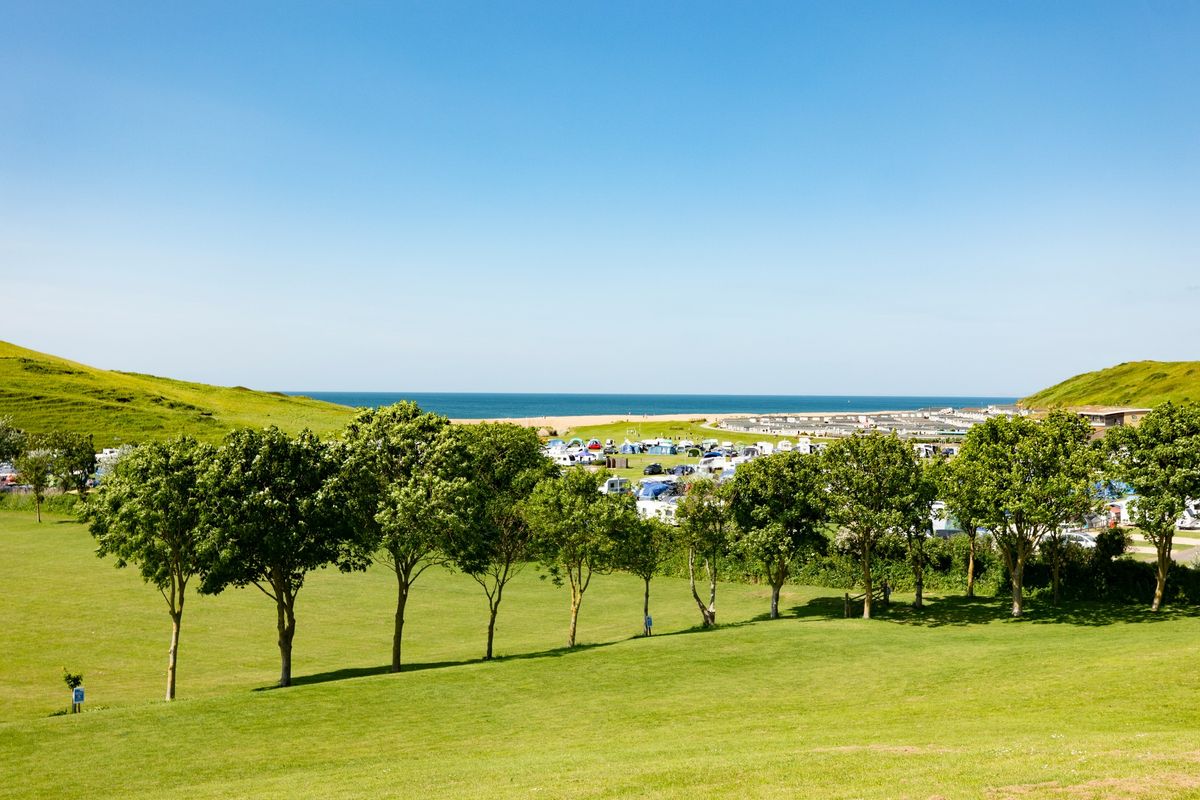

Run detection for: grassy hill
[[1022, 360, 1200, 408], [0, 341, 355, 447], [4, 511, 1200, 799]]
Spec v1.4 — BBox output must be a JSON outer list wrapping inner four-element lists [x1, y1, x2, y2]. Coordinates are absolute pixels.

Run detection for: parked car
[[1062, 531, 1097, 549], [643, 463, 663, 475], [1056, 532, 1099, 551], [669, 464, 694, 476]]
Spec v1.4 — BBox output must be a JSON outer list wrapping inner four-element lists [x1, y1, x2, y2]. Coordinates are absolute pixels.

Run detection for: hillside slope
[[0, 341, 355, 446], [1022, 360, 1200, 408]]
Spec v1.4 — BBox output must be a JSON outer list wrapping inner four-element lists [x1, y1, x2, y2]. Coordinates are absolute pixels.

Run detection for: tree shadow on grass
[[785, 593, 1198, 628], [258, 640, 628, 691], [652, 619, 757, 637]]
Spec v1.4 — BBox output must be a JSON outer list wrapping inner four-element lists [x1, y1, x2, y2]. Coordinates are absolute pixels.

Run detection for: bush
[[0, 490, 79, 515], [1002, 533, 1200, 606]]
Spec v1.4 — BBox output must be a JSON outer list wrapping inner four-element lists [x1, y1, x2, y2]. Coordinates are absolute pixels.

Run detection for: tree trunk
[[706, 551, 718, 625], [642, 577, 651, 635], [34, 493, 41, 523], [966, 531, 977, 598], [1010, 554, 1025, 618], [276, 595, 296, 687], [485, 599, 499, 660], [166, 610, 181, 701], [567, 593, 581, 648], [861, 541, 873, 620], [1051, 551, 1062, 606], [766, 559, 786, 620], [687, 547, 716, 627], [392, 569, 410, 672], [911, 538, 924, 610], [1153, 534, 1173, 612]]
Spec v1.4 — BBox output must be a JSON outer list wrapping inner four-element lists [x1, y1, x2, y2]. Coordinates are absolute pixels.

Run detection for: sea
[[289, 393, 1018, 419]]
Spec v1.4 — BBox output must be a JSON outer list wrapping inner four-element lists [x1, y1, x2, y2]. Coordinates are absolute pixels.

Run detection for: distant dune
[[1022, 360, 1200, 408], [0, 341, 355, 447]]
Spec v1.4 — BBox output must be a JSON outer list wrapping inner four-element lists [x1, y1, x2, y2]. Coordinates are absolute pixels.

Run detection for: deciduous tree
[[935, 455, 989, 597], [198, 427, 370, 687], [444, 423, 553, 659], [615, 516, 674, 635], [0, 416, 26, 464], [82, 437, 214, 700], [955, 411, 1097, 617], [14, 444, 54, 522], [526, 468, 638, 647], [45, 431, 97, 496], [727, 451, 828, 619], [825, 432, 926, 619], [340, 402, 467, 671], [1104, 402, 1200, 611], [676, 478, 732, 627]]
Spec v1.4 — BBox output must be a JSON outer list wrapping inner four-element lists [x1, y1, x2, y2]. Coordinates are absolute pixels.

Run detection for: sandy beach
[[447, 410, 861, 431], [448, 412, 753, 431], [448, 406, 955, 435]]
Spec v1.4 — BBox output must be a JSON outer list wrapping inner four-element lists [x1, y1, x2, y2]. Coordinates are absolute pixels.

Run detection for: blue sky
[[2, 1, 1197, 394]]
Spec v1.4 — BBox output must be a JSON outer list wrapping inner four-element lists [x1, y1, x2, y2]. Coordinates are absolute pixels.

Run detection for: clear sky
[[2, 1, 1196, 395]]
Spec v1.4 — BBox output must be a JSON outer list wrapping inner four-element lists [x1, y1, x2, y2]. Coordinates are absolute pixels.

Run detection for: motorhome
[[636, 498, 679, 525], [599, 476, 631, 496]]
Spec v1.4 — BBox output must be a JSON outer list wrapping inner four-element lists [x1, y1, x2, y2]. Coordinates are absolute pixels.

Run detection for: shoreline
[[448, 409, 916, 431], [449, 412, 747, 429]]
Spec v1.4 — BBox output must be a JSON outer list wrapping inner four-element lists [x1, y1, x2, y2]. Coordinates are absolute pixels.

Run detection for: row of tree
[[678, 404, 1200, 622], [0, 417, 97, 521], [46, 400, 1200, 702]]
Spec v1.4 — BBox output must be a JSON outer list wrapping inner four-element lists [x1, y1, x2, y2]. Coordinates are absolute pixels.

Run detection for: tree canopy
[[825, 431, 926, 619], [526, 468, 639, 647], [727, 451, 828, 619], [442, 423, 553, 659], [676, 477, 732, 627], [955, 411, 1097, 616], [14, 444, 55, 523], [340, 402, 467, 670], [198, 426, 371, 687], [0, 415, 26, 463], [1104, 401, 1200, 611]]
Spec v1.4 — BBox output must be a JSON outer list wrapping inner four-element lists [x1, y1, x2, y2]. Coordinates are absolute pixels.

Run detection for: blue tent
[[619, 442, 641, 454], [637, 482, 674, 500], [647, 444, 677, 455]]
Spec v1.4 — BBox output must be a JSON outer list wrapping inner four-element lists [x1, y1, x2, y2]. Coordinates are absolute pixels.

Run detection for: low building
[[1071, 406, 1151, 429]]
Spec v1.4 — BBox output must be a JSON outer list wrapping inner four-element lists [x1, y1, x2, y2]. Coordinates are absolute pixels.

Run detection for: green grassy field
[[0, 340, 356, 447], [560, 420, 798, 480], [560, 419, 793, 448], [1022, 360, 1200, 409], [4, 511, 1200, 799]]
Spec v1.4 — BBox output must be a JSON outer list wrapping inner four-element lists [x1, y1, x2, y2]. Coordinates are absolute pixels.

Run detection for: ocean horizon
[[288, 392, 1019, 419]]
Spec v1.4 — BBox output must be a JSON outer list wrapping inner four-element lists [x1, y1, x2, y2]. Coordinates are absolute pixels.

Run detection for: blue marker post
[[71, 687, 84, 714]]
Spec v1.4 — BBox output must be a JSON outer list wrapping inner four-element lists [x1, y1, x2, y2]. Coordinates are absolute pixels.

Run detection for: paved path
[[1128, 533, 1200, 563]]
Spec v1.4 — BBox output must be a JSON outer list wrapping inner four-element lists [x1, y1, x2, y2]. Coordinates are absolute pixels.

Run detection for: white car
[[1060, 531, 1097, 549]]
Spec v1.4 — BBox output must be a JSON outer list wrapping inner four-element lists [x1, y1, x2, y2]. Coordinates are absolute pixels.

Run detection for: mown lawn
[[560, 419, 792, 449], [3, 511, 1200, 799]]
